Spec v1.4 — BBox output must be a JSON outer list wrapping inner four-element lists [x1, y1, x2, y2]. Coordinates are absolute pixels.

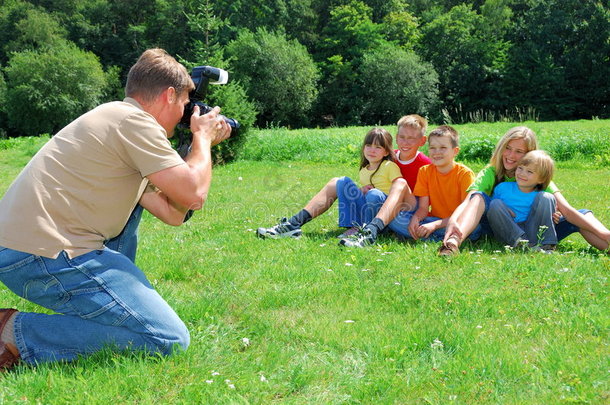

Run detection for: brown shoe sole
[[0, 308, 20, 370]]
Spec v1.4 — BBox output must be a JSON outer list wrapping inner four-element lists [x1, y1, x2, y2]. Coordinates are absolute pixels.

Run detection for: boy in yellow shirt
[[388, 125, 478, 245]]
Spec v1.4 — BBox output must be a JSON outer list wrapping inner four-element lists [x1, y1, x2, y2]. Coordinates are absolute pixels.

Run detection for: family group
[[257, 115, 610, 255]]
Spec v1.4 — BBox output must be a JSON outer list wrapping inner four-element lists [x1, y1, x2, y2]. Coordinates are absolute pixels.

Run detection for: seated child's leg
[[555, 209, 591, 241], [388, 210, 416, 239], [487, 199, 527, 246], [524, 192, 558, 246], [336, 177, 367, 227], [363, 189, 387, 224]]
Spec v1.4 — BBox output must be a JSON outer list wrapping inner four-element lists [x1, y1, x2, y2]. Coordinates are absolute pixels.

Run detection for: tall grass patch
[[241, 120, 610, 166]]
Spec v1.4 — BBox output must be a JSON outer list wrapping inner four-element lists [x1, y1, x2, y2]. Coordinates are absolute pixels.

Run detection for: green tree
[[381, 10, 421, 50], [503, 0, 610, 119], [181, 2, 258, 162], [315, 0, 387, 125], [4, 42, 107, 136], [419, 3, 510, 117], [226, 28, 319, 127], [0, 0, 60, 64], [357, 43, 439, 125]]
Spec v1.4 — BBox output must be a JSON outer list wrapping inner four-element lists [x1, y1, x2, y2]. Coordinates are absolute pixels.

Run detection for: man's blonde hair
[[519, 150, 555, 191], [125, 48, 194, 103], [397, 114, 427, 137]]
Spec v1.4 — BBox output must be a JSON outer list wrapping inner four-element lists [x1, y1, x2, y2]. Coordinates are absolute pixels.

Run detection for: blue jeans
[[487, 192, 557, 246], [336, 177, 387, 227], [388, 209, 483, 242], [0, 205, 189, 364], [466, 191, 587, 244]]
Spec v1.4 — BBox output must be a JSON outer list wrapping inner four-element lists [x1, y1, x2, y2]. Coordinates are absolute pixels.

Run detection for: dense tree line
[[0, 0, 608, 137]]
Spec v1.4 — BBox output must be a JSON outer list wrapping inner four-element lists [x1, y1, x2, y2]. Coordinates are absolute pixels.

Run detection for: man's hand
[[190, 105, 231, 146]]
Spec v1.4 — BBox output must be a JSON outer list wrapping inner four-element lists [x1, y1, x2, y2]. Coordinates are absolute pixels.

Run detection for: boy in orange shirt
[[388, 125, 479, 243]]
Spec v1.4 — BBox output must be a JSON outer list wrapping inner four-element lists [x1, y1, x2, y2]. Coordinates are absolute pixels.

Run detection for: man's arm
[[147, 106, 230, 212], [139, 187, 188, 226]]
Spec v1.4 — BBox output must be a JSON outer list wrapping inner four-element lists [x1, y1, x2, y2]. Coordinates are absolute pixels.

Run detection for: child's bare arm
[[408, 196, 430, 239]]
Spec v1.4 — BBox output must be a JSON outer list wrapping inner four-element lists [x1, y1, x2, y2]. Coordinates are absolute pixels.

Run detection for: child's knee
[[365, 189, 385, 204], [535, 191, 556, 205], [488, 198, 503, 213]]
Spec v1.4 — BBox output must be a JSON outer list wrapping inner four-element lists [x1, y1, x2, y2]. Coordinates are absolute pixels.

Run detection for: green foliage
[[0, 0, 609, 135], [226, 28, 319, 128], [381, 10, 421, 50], [503, 0, 610, 120], [3, 41, 107, 136], [0, 71, 6, 138], [419, 3, 510, 117], [208, 82, 258, 163], [357, 42, 439, 125], [3, 6, 67, 54]]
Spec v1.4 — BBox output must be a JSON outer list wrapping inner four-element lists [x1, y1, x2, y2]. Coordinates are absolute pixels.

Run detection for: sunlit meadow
[[0, 121, 608, 404]]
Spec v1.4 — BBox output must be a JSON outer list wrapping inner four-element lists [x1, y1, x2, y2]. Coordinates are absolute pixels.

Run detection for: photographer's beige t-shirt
[[0, 98, 184, 259]]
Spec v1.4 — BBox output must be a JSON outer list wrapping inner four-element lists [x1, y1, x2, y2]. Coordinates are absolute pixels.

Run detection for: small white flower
[[319, 243, 326, 247], [476, 325, 483, 329], [228, 384, 236, 389], [238, 176, 243, 181], [327, 268, 333, 272], [361, 268, 369, 272], [205, 380, 214, 384], [211, 371, 220, 376], [431, 338, 444, 349], [344, 320, 355, 323], [345, 263, 353, 266], [415, 266, 420, 270], [474, 261, 481, 264], [260, 375, 268, 382], [394, 282, 401, 285], [242, 337, 250, 346]]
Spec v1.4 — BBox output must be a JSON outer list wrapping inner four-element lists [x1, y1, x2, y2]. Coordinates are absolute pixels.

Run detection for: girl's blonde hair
[[519, 150, 555, 191], [489, 126, 538, 183]]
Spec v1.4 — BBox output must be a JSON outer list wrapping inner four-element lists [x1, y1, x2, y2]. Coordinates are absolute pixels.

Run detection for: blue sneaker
[[256, 218, 302, 239]]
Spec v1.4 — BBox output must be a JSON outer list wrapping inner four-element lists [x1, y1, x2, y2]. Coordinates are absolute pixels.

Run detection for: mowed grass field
[[0, 120, 608, 404]]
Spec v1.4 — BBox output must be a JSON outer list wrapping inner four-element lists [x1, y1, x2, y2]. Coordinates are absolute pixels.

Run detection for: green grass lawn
[[0, 124, 609, 404]]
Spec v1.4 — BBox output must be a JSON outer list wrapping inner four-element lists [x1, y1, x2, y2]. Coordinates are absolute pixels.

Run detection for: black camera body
[[179, 66, 240, 131]]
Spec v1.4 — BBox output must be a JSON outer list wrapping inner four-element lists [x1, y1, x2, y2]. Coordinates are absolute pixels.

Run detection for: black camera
[[179, 66, 240, 131]]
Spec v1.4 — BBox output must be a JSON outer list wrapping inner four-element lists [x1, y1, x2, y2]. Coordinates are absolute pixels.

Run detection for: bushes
[[3, 42, 107, 136], [357, 43, 439, 125], [226, 28, 319, 128]]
